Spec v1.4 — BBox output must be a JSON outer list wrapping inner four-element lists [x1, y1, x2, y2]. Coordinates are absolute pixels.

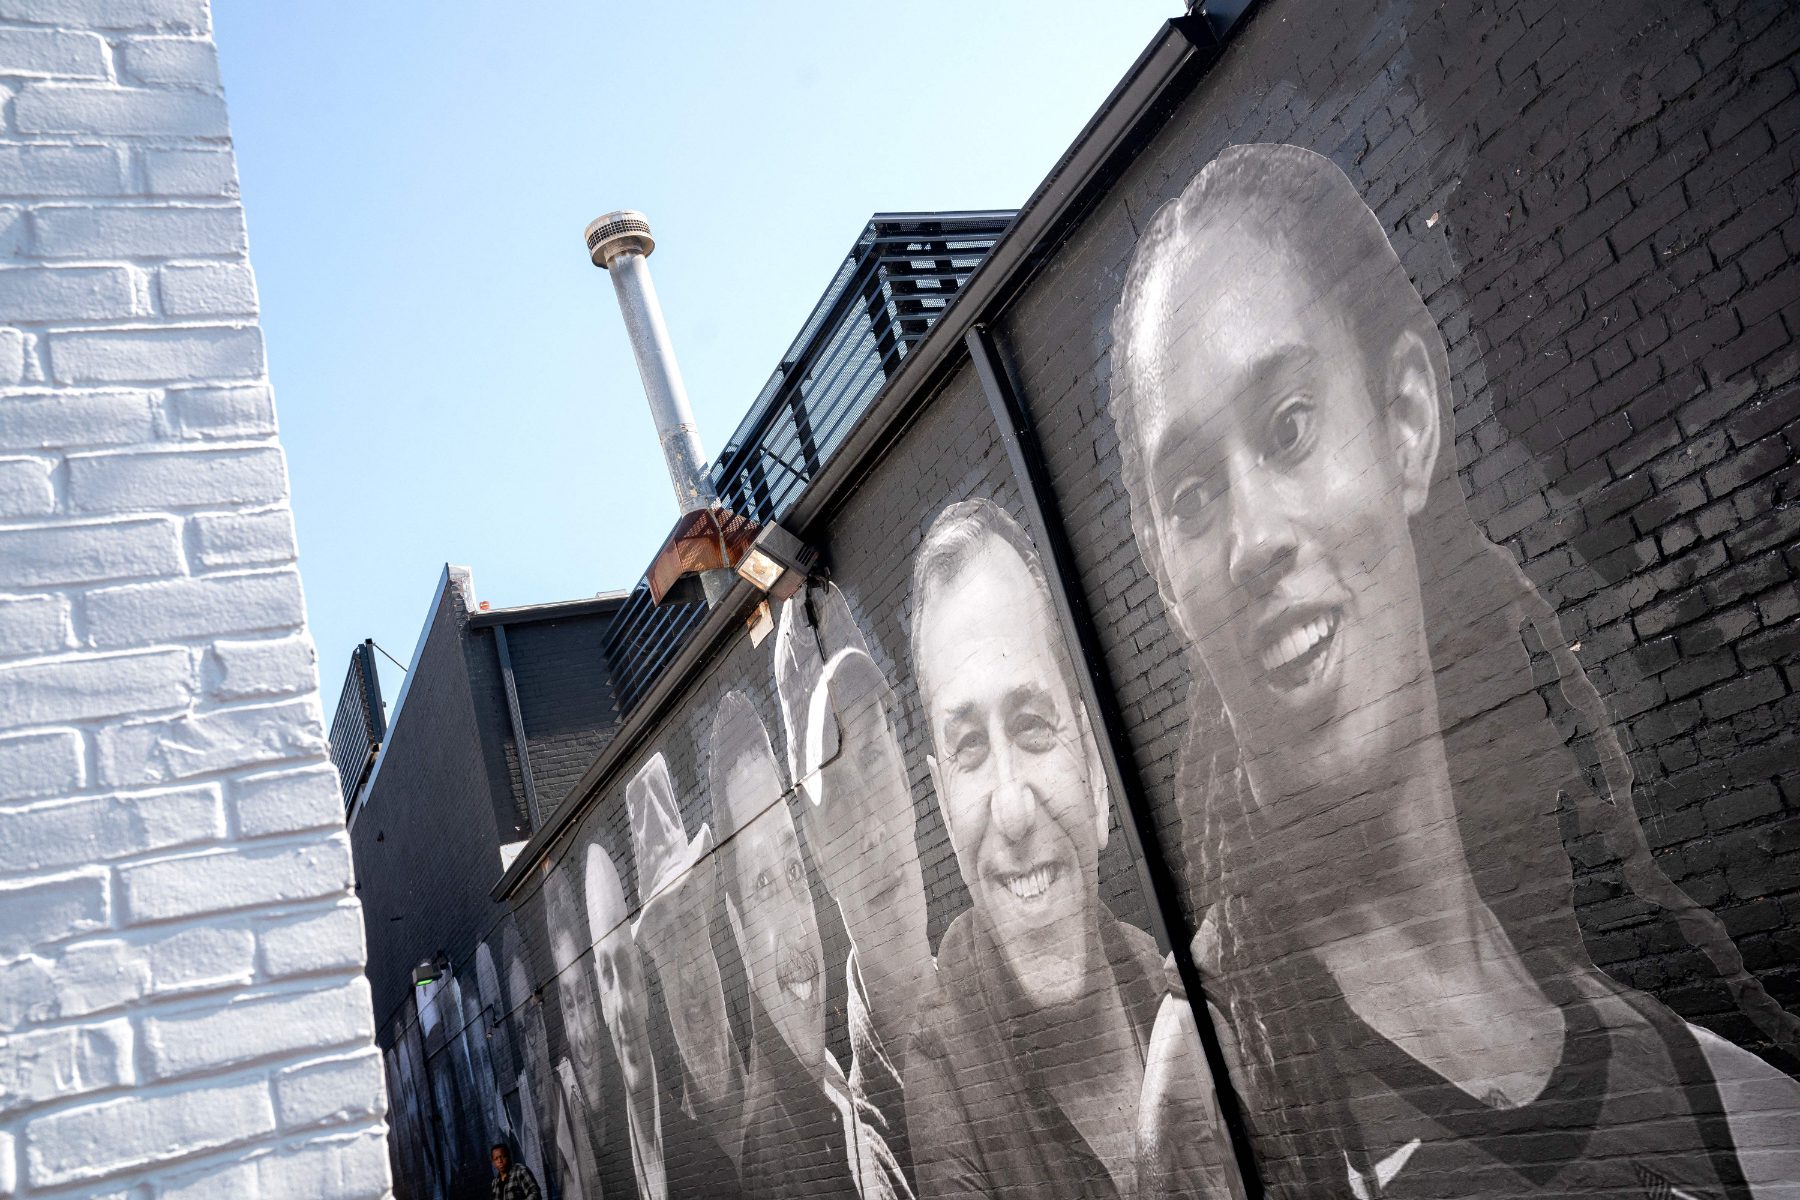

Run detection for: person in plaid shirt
[[490, 1142, 541, 1200]]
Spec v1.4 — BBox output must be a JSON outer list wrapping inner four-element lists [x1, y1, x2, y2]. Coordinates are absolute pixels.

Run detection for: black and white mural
[[1106, 143, 1800, 1197], [375, 11, 1800, 1192]]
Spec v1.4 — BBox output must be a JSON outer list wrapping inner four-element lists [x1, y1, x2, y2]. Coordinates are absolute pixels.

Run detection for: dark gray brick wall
[[351, 575, 517, 1060]]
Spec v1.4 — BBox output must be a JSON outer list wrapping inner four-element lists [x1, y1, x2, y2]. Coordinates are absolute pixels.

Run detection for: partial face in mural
[[720, 723, 826, 1069], [804, 649, 930, 997], [916, 516, 1108, 1007], [475, 942, 514, 1074], [625, 754, 736, 1107], [585, 843, 654, 1105], [645, 900, 735, 1104], [1118, 184, 1441, 806], [508, 950, 556, 1114], [460, 965, 507, 1142], [544, 869, 607, 1116]]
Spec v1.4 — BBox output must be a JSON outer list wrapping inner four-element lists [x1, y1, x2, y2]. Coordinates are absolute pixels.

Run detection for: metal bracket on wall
[[964, 322, 1266, 1198]]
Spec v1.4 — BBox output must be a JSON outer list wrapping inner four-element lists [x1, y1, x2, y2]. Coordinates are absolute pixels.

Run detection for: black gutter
[[468, 593, 629, 629], [494, 11, 1247, 903]]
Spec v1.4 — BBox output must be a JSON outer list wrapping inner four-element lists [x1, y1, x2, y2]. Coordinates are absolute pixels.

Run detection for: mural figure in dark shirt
[[904, 498, 1159, 1199], [499, 922, 554, 1193], [473, 942, 520, 1162], [712, 690, 901, 1199], [1107, 142, 1800, 1197], [584, 840, 740, 1200], [542, 865, 607, 1200], [625, 752, 748, 1165], [774, 582, 934, 1195]]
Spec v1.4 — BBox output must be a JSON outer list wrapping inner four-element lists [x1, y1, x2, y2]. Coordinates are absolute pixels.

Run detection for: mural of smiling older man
[[1107, 142, 1800, 1198], [904, 499, 1170, 1200]]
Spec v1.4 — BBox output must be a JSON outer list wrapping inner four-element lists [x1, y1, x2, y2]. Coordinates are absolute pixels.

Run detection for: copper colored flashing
[[646, 507, 760, 605]]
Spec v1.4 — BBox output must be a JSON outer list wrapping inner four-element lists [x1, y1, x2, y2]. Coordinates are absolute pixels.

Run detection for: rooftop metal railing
[[600, 210, 1014, 717], [329, 639, 386, 812]]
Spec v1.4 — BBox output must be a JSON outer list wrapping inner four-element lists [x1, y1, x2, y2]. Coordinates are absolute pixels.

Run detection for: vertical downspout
[[492, 624, 541, 830]]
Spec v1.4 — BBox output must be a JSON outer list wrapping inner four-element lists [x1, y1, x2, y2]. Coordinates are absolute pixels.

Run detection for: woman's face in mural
[[1130, 228, 1440, 803], [917, 539, 1104, 1004], [727, 757, 827, 1068], [594, 926, 652, 1099], [812, 686, 930, 982]]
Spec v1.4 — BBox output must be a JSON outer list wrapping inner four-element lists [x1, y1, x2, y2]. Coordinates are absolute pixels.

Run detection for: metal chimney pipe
[[585, 211, 718, 515], [586, 211, 731, 605]]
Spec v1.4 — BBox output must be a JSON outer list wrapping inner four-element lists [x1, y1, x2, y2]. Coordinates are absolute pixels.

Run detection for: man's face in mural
[[726, 753, 827, 1069], [808, 663, 930, 995], [586, 845, 654, 1106], [917, 536, 1106, 1007], [1129, 225, 1441, 804], [595, 925, 651, 1098]]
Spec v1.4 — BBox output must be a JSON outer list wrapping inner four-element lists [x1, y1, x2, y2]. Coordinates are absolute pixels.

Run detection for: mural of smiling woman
[[1108, 142, 1800, 1198]]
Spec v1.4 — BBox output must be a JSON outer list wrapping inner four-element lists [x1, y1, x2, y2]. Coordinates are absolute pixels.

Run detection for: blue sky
[[213, 2, 1178, 715]]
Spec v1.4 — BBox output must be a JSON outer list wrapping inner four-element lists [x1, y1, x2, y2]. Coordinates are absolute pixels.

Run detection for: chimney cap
[[585, 210, 655, 268]]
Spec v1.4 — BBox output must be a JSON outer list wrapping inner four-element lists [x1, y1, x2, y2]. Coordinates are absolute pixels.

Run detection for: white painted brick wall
[[0, 2, 391, 1195]]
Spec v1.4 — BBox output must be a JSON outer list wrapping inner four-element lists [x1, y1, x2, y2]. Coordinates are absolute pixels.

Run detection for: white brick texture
[[0, 1019, 135, 1117], [0, 28, 108, 78], [189, 507, 296, 568], [119, 835, 352, 925], [142, 977, 373, 1080], [0, 517, 185, 588], [97, 696, 327, 786], [119, 36, 219, 88], [0, 871, 111, 958], [167, 382, 275, 437], [273, 1048, 386, 1131], [0, 595, 69, 659], [13, 84, 228, 137], [29, 204, 246, 259], [258, 903, 367, 980], [158, 262, 255, 317], [0, 266, 138, 322], [206, 634, 317, 703], [0, 145, 126, 196], [0, 2, 387, 1194], [139, 146, 235, 197], [22, 1079, 275, 1189], [0, 390, 157, 451], [0, 732, 84, 803], [67, 445, 286, 511]]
